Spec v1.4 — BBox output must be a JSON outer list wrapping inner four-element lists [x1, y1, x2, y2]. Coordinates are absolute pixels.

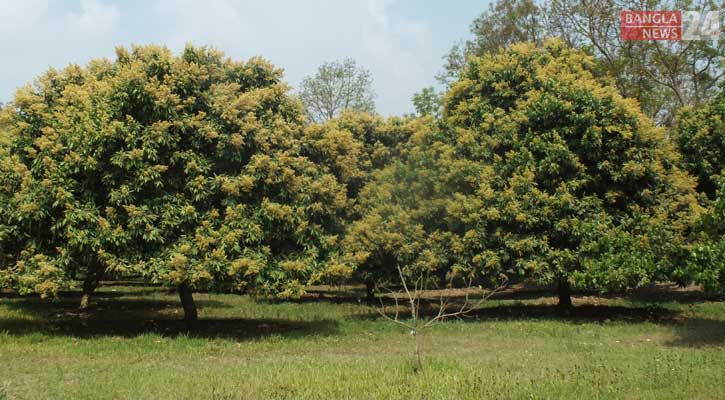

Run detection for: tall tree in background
[[300, 58, 376, 123], [440, 0, 543, 84], [442, 0, 724, 126], [411, 87, 443, 119], [549, 0, 724, 126]]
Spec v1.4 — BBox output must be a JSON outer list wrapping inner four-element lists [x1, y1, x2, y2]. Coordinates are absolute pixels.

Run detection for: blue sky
[[0, 0, 491, 115]]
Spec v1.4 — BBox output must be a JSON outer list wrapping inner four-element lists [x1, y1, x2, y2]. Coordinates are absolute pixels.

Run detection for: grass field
[[1, 283, 724, 399]]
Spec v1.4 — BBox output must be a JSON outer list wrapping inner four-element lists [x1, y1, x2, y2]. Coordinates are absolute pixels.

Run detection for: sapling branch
[[375, 265, 508, 371]]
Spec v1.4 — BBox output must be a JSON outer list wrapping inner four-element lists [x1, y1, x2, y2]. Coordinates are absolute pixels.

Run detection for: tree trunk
[[557, 278, 572, 308], [178, 281, 198, 329], [78, 265, 102, 310], [365, 280, 375, 304]]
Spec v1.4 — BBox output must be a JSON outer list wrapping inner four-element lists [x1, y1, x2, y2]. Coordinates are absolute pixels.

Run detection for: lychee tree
[[343, 117, 474, 296], [301, 111, 416, 300], [442, 40, 701, 306], [0, 45, 351, 326]]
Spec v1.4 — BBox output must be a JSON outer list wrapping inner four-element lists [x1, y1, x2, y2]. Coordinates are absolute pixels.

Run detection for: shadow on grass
[[366, 301, 725, 348], [266, 285, 588, 305], [363, 301, 680, 323], [628, 283, 725, 304], [264, 292, 368, 305], [0, 316, 339, 340], [291, 282, 725, 305], [2, 287, 722, 347], [473, 303, 680, 323], [1, 296, 231, 316]]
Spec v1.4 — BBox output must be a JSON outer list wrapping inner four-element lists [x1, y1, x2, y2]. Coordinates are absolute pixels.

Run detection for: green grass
[[1, 284, 724, 399]]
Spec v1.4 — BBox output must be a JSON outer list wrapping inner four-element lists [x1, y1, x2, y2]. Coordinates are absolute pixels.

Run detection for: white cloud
[[361, 0, 435, 115], [0, 0, 49, 32], [65, 0, 120, 33], [0, 0, 440, 115]]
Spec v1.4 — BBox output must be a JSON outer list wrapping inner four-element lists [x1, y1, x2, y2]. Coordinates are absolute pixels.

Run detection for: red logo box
[[621, 10, 682, 40]]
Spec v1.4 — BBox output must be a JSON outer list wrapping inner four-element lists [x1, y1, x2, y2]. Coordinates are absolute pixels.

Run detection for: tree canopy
[[0, 45, 352, 324], [301, 111, 416, 299], [411, 87, 443, 119]]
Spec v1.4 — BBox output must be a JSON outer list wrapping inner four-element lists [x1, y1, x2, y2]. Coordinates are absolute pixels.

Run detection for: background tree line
[[438, 0, 724, 127]]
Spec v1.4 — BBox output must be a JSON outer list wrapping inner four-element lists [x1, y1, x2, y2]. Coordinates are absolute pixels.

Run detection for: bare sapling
[[375, 266, 508, 372]]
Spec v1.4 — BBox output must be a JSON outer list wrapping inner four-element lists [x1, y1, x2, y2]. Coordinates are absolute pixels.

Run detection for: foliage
[[675, 84, 725, 292], [674, 83, 725, 199], [684, 172, 725, 294], [301, 111, 413, 208], [301, 111, 417, 290], [440, 0, 541, 84], [0, 45, 351, 303], [443, 40, 701, 294], [299, 59, 375, 123]]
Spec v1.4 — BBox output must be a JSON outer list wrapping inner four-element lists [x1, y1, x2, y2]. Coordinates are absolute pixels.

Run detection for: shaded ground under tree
[[1, 281, 723, 348]]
